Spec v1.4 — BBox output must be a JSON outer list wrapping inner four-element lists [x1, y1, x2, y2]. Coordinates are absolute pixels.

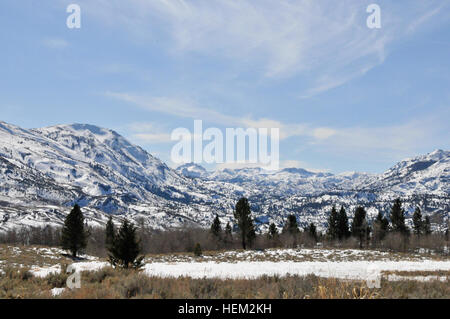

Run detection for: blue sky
[[0, 0, 449, 173]]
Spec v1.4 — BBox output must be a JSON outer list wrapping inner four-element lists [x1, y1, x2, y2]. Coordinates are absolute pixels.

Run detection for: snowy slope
[[176, 152, 449, 232], [0, 120, 448, 233], [368, 149, 450, 195], [0, 121, 225, 207], [0, 121, 236, 231]]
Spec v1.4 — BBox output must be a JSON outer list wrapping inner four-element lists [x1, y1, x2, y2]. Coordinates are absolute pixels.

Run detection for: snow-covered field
[[143, 260, 450, 281], [4, 247, 445, 283], [30, 261, 109, 278], [144, 248, 439, 263]]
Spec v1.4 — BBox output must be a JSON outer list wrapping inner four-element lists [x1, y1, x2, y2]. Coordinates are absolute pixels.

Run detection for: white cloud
[[312, 113, 450, 160], [114, 95, 449, 173], [109, 92, 449, 161], [106, 91, 339, 141], [407, 3, 449, 34], [312, 127, 337, 140], [78, 0, 445, 96], [43, 37, 69, 49], [76, 1, 448, 98], [132, 132, 172, 143], [126, 121, 172, 144], [106, 92, 238, 125]]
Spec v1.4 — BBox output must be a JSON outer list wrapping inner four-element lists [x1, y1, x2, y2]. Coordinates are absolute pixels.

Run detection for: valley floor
[[0, 245, 449, 298]]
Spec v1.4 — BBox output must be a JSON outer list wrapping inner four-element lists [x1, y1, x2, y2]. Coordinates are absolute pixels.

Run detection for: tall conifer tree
[[337, 206, 350, 240], [390, 198, 408, 234], [326, 206, 339, 240], [233, 198, 256, 249], [412, 207, 423, 236], [351, 206, 368, 248], [105, 216, 115, 249], [210, 215, 222, 238], [61, 204, 88, 258], [108, 219, 144, 269], [282, 214, 300, 235]]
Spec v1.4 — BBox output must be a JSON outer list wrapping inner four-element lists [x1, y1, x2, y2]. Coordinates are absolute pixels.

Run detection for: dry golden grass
[[382, 270, 450, 277], [1, 266, 449, 299], [1, 245, 449, 299], [0, 244, 75, 268], [144, 247, 449, 264]]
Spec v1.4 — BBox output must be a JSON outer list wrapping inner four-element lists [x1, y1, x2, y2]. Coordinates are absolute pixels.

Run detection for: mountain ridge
[[0, 121, 448, 233]]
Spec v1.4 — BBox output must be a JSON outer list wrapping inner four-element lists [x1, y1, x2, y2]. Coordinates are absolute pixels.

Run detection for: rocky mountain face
[[0, 121, 448, 233]]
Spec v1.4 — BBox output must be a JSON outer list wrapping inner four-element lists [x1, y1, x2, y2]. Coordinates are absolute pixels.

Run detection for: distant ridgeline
[[0, 121, 448, 233]]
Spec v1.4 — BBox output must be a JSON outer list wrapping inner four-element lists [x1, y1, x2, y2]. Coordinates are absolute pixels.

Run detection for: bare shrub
[[118, 272, 153, 298]]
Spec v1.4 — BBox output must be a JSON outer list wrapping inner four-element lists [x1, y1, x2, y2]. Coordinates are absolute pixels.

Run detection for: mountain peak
[[176, 162, 208, 178], [65, 123, 115, 135], [280, 167, 314, 176], [427, 149, 448, 159], [37, 123, 120, 143]]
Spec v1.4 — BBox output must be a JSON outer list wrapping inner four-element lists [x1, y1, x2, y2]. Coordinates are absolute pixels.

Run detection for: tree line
[[1, 197, 448, 264], [208, 197, 440, 251]]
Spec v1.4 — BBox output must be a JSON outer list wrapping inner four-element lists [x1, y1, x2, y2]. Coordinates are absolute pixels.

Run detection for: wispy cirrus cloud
[[108, 91, 449, 162], [125, 122, 172, 144], [77, 0, 447, 96], [311, 112, 450, 161], [106, 91, 338, 141], [42, 37, 69, 49], [406, 2, 449, 34]]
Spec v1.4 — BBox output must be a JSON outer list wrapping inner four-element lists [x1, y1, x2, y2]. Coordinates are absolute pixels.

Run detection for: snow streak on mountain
[[0, 121, 448, 233]]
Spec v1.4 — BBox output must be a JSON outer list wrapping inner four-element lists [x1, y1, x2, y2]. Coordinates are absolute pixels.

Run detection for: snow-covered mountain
[[179, 165, 374, 197], [0, 121, 448, 233], [0, 121, 214, 206], [176, 163, 209, 179], [175, 151, 449, 232], [0, 121, 238, 231], [367, 149, 450, 195]]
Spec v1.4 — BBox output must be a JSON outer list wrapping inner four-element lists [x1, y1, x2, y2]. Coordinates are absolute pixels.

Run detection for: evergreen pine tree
[[412, 207, 423, 236], [373, 211, 389, 241], [105, 216, 115, 249], [306, 223, 318, 242], [423, 216, 432, 236], [381, 214, 389, 232], [108, 219, 144, 269], [224, 222, 233, 246], [194, 243, 202, 257], [337, 206, 351, 240], [233, 197, 256, 249], [61, 204, 88, 258], [282, 214, 300, 248], [268, 222, 278, 240], [351, 206, 367, 248], [247, 221, 256, 247], [210, 215, 222, 238], [326, 206, 338, 240], [282, 214, 300, 235], [390, 198, 409, 234]]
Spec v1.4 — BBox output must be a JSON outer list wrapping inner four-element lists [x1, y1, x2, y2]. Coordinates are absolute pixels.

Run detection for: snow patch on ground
[[10, 248, 448, 283], [51, 287, 66, 296], [30, 264, 61, 278], [70, 261, 109, 272], [143, 260, 450, 280], [29, 261, 108, 278]]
